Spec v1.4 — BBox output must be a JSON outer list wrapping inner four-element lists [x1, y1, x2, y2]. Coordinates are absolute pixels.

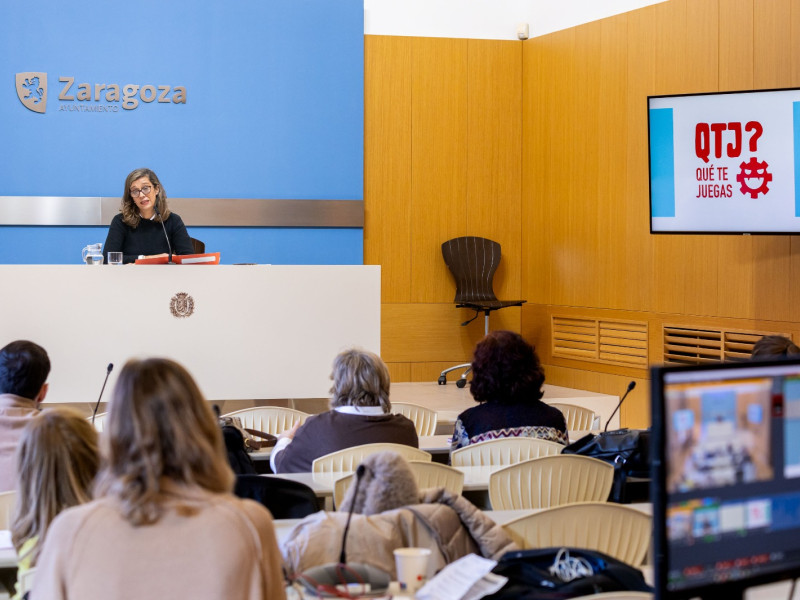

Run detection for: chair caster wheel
[[456, 378, 467, 388], [438, 375, 447, 385]]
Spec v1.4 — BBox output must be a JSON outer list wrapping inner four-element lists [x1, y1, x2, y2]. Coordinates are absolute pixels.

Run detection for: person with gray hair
[[272, 348, 418, 473]]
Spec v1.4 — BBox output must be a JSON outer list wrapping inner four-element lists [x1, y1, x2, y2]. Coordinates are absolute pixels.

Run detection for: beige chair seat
[[0, 490, 16, 529], [392, 402, 438, 436], [333, 459, 464, 508], [548, 402, 597, 431], [88, 412, 107, 432], [221, 406, 309, 435], [488, 454, 614, 510], [312, 443, 432, 474], [451, 437, 563, 467], [502, 501, 652, 567]]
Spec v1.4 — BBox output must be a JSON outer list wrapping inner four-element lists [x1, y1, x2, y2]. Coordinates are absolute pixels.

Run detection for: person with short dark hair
[[0, 340, 50, 492], [271, 348, 419, 473], [451, 330, 567, 452], [751, 335, 800, 359]]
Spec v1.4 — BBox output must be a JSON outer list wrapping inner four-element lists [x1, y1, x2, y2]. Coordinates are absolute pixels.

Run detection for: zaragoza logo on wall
[[14, 71, 186, 114], [16, 72, 47, 113]]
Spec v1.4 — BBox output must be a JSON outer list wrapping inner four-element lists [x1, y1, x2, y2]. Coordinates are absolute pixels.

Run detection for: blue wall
[[0, 1, 364, 264]]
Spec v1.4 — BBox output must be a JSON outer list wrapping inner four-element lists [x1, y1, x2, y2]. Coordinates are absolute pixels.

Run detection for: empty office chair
[[190, 237, 205, 254], [221, 406, 309, 435], [450, 437, 563, 467], [488, 454, 614, 510], [333, 460, 464, 509], [502, 502, 652, 567], [312, 443, 432, 474], [392, 402, 438, 436], [438, 236, 526, 387], [0, 490, 15, 529], [233, 475, 319, 519], [548, 403, 597, 431]]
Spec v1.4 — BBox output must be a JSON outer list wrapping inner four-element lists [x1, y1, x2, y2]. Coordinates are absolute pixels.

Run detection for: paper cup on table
[[394, 547, 431, 594]]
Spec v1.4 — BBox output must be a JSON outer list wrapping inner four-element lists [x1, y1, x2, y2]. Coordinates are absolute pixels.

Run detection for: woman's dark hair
[[752, 335, 800, 359], [469, 330, 545, 405]]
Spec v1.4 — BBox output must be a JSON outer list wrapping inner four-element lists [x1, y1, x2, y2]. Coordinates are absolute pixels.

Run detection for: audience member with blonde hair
[[272, 348, 418, 473], [35, 358, 285, 600], [11, 408, 99, 600]]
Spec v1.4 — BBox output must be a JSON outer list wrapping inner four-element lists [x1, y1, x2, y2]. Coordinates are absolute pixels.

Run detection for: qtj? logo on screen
[[15, 72, 187, 113], [695, 121, 772, 200]]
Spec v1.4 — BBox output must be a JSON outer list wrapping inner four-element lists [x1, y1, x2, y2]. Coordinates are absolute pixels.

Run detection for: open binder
[[134, 252, 220, 265]]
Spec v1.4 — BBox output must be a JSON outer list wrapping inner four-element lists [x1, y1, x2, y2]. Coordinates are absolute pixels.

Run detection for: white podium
[[0, 265, 380, 404]]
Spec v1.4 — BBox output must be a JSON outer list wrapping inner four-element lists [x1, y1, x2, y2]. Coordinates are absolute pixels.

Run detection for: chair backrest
[[88, 412, 107, 432], [408, 460, 464, 495], [190, 237, 206, 254], [17, 566, 37, 596], [488, 454, 614, 510], [450, 437, 563, 467], [221, 406, 309, 435], [234, 475, 319, 519], [502, 502, 652, 567], [0, 490, 16, 529], [391, 402, 438, 436], [548, 402, 597, 431], [333, 460, 464, 509], [441, 236, 501, 304], [312, 443, 432, 474]]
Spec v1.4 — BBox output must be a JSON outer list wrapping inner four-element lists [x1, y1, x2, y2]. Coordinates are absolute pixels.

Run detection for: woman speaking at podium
[[103, 168, 195, 264]]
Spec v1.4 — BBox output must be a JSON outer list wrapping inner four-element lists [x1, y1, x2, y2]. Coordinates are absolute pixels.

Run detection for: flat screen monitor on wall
[[649, 87, 800, 234], [651, 358, 800, 599]]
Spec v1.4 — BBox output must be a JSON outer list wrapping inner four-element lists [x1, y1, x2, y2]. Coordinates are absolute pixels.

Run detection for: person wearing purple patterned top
[[451, 331, 567, 453]]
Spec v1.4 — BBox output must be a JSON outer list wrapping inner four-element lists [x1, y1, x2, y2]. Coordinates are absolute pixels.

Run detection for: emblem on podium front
[[170, 292, 195, 318]]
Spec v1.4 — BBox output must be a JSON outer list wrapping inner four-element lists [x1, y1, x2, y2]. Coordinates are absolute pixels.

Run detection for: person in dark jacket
[[272, 348, 418, 473]]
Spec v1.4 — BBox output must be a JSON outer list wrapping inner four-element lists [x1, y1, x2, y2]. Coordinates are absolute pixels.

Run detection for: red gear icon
[[736, 157, 772, 199]]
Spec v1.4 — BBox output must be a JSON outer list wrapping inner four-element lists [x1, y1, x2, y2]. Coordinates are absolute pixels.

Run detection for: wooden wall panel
[[522, 36, 554, 305], [596, 16, 630, 310], [466, 40, 522, 300], [624, 7, 657, 314], [410, 37, 468, 304], [364, 36, 412, 303], [382, 303, 521, 363]]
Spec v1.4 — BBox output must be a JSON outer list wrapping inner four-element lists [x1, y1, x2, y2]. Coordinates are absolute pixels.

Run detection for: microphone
[[340, 464, 366, 564], [297, 463, 390, 595], [91, 363, 114, 425], [154, 203, 173, 263], [604, 380, 636, 432]]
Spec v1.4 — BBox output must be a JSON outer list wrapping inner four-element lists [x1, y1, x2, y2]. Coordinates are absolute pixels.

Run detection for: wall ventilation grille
[[552, 316, 648, 368], [662, 326, 789, 365]]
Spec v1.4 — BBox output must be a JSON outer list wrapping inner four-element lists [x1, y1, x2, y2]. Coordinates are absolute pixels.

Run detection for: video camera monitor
[[652, 357, 800, 599]]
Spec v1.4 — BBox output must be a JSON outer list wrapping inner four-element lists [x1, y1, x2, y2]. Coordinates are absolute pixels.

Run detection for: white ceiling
[[364, 0, 668, 41]]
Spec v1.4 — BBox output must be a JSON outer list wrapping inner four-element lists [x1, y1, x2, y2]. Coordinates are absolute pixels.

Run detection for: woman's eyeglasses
[[130, 185, 152, 197]]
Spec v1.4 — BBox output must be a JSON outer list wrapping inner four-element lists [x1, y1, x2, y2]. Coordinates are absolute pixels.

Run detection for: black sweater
[[103, 213, 195, 264]]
